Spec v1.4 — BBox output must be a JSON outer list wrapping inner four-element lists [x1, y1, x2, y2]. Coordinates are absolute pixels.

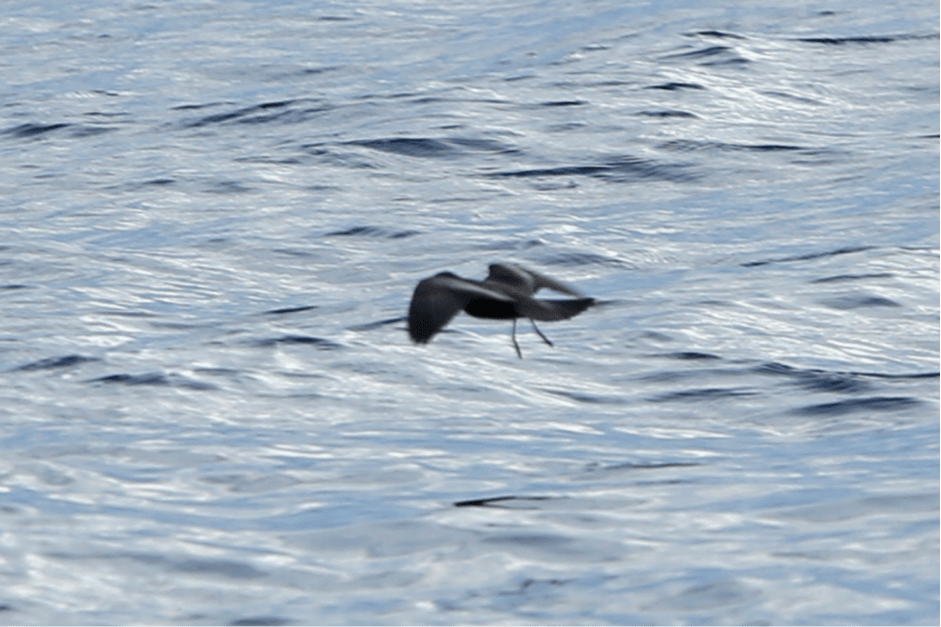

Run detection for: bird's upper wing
[[489, 263, 584, 297], [428, 274, 518, 302], [408, 274, 514, 343], [515, 296, 595, 322]]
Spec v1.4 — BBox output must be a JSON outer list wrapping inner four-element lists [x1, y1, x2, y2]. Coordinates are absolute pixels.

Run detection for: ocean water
[[0, 0, 938, 624]]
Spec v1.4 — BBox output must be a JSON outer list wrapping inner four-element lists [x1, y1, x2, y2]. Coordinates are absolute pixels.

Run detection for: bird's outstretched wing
[[515, 296, 595, 322], [408, 273, 514, 343], [487, 263, 584, 297]]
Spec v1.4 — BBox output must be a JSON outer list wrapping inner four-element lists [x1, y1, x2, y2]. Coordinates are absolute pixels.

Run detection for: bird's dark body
[[407, 263, 594, 357], [464, 298, 518, 319]]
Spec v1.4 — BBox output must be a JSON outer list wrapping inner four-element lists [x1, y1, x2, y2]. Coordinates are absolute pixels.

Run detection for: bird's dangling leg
[[511, 319, 523, 359], [530, 318, 554, 347]]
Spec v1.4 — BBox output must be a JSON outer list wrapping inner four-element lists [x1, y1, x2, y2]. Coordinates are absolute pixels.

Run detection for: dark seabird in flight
[[408, 263, 595, 358]]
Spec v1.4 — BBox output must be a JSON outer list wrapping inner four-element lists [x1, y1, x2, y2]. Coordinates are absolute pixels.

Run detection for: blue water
[[0, 0, 938, 624]]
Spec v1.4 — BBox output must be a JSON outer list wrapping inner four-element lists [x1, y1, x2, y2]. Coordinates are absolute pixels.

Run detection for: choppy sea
[[0, 0, 938, 624]]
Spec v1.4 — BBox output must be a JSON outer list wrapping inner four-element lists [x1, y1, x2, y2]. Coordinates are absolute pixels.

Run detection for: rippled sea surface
[[1, 0, 938, 624]]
